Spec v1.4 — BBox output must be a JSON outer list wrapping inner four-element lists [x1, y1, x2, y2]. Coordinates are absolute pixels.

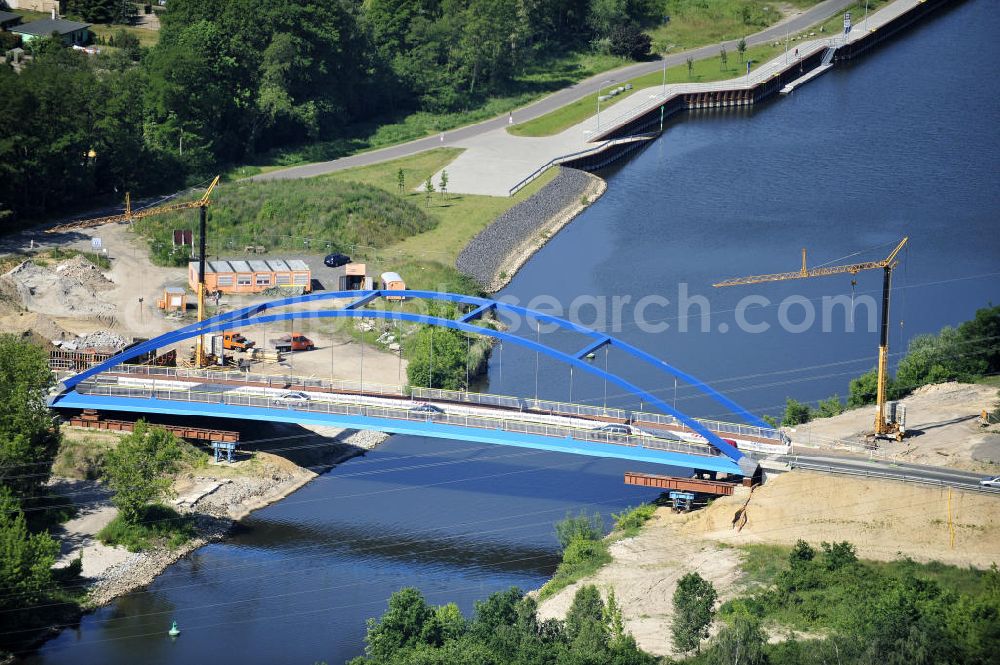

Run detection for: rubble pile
[[1, 260, 117, 319], [54, 254, 114, 291]]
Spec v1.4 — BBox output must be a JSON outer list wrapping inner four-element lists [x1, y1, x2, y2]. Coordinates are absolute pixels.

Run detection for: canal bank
[[451, 0, 960, 290], [47, 424, 389, 614], [535, 468, 1000, 657]]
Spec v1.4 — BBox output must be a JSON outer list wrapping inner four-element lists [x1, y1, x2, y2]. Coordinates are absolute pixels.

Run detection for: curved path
[[255, 0, 855, 182]]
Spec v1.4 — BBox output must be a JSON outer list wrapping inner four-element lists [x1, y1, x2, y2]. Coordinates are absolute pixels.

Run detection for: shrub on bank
[[97, 504, 195, 552], [612, 503, 656, 537]]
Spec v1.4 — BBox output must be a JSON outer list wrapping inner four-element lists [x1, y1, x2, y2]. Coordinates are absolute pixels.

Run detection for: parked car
[[594, 423, 633, 435], [410, 403, 444, 416], [274, 391, 310, 406], [979, 476, 1000, 488], [324, 253, 351, 268]]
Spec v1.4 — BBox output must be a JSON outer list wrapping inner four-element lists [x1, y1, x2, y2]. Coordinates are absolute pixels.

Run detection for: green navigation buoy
[[168, 620, 180, 637]]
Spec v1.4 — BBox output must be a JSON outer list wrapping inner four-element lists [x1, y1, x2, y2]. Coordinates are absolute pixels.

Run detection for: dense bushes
[[350, 584, 655, 665], [715, 540, 1000, 665], [0, 337, 83, 657]]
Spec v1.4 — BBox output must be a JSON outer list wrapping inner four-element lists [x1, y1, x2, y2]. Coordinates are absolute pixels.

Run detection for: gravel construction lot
[[790, 382, 1000, 472]]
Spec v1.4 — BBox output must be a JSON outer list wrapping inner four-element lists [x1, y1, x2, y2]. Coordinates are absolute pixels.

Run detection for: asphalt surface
[[780, 453, 999, 492], [255, 0, 856, 182]]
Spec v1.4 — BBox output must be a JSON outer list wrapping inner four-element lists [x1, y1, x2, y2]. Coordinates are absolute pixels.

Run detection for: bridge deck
[[51, 390, 744, 475]]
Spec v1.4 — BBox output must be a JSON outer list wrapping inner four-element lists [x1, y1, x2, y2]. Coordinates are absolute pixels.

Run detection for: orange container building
[[188, 259, 312, 295]]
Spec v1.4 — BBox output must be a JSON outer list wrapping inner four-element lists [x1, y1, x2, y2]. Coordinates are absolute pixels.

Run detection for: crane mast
[[714, 237, 909, 440]]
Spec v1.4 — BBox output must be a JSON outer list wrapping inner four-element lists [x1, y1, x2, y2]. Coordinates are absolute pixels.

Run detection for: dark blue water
[[25, 1, 1000, 663], [489, 0, 1000, 421], [26, 439, 670, 664]]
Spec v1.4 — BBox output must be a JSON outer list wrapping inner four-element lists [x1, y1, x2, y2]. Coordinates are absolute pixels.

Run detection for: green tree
[[397, 167, 405, 194], [814, 395, 844, 419], [720, 45, 728, 70], [364, 587, 434, 659], [686, 56, 694, 78], [789, 539, 815, 564], [68, 0, 117, 24], [424, 176, 435, 205], [848, 367, 900, 407], [469, 586, 523, 639], [555, 510, 604, 548], [780, 397, 811, 426], [608, 23, 651, 60], [439, 169, 448, 198], [0, 335, 60, 499], [102, 421, 181, 523], [704, 612, 767, 665], [566, 584, 607, 646], [737, 37, 747, 63], [0, 487, 59, 614], [672, 572, 717, 654], [405, 322, 468, 390], [821, 541, 857, 570]]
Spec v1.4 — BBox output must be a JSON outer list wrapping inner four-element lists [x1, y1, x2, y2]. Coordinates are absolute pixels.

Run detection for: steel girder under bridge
[[53, 290, 768, 476]]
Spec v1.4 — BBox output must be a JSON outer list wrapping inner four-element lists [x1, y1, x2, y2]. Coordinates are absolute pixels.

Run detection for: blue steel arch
[[61, 291, 765, 466]]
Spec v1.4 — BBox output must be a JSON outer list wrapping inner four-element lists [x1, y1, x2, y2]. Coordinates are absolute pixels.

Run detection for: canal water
[[489, 0, 1000, 421], [26, 1, 999, 663]]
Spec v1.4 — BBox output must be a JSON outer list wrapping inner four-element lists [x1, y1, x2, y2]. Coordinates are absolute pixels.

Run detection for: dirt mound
[[54, 254, 114, 291], [1, 259, 116, 319], [1, 311, 72, 341], [678, 470, 1000, 568], [536, 508, 743, 657]]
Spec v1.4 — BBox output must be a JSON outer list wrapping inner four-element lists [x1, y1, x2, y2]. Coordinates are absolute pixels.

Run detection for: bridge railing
[[76, 381, 722, 459], [412, 386, 785, 444], [92, 366, 785, 445]]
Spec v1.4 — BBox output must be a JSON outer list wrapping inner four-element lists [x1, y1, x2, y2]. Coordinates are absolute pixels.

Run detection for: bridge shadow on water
[[226, 516, 562, 577]]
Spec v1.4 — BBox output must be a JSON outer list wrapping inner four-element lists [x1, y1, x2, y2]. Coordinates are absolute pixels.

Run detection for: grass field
[[648, 0, 821, 52], [509, 41, 785, 137], [325, 148, 558, 293], [89, 23, 160, 48]]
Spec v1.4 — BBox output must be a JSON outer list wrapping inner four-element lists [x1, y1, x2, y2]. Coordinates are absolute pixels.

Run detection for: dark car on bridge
[[410, 403, 444, 419], [324, 253, 351, 268], [594, 423, 633, 436]]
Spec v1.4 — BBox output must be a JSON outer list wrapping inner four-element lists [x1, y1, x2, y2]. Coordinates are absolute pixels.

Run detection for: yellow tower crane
[[713, 237, 909, 440], [47, 176, 222, 368]]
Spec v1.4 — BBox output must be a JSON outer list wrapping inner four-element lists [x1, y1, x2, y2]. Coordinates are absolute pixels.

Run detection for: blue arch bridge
[[49, 291, 788, 479]]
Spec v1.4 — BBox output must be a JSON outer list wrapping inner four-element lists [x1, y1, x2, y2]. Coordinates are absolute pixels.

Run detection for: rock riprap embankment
[[456, 168, 602, 292]]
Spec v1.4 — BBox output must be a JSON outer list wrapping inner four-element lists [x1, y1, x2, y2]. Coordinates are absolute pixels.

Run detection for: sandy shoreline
[[54, 428, 389, 610]]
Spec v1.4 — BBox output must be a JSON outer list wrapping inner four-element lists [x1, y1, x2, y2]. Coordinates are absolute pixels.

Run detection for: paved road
[[779, 453, 998, 492], [256, 0, 856, 182]]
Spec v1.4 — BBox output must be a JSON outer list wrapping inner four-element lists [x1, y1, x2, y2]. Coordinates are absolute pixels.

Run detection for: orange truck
[[271, 333, 315, 352], [222, 332, 255, 352]]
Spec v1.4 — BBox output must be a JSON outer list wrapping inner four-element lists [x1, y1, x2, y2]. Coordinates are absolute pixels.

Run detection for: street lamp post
[[596, 79, 615, 129]]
